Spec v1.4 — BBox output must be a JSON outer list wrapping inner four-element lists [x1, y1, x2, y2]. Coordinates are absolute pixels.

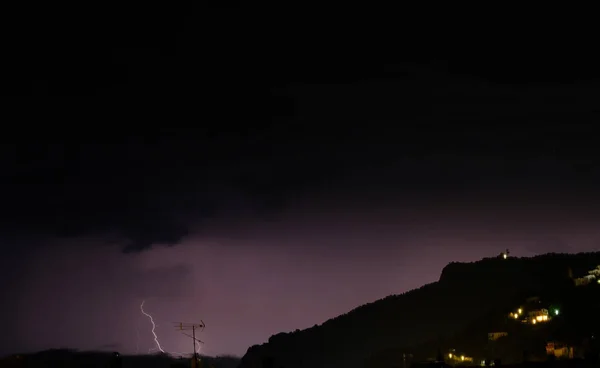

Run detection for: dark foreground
[[479, 361, 598, 368], [411, 361, 600, 368], [0, 349, 239, 368]]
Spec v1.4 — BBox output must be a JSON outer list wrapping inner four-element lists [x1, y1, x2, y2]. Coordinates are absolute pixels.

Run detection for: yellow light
[[518, 308, 522, 314], [461, 356, 465, 361], [448, 353, 453, 358], [503, 253, 507, 259], [514, 313, 519, 319], [536, 315, 543, 322], [542, 315, 548, 321], [532, 319, 537, 324]]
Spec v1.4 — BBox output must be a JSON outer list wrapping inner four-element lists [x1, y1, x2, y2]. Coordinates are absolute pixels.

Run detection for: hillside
[[239, 252, 600, 368]]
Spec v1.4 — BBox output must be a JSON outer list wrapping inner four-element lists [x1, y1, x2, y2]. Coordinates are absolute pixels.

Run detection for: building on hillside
[[589, 266, 600, 277], [446, 351, 473, 366], [546, 342, 575, 359], [509, 306, 524, 320], [528, 309, 550, 324], [488, 332, 508, 341], [574, 274, 595, 286]]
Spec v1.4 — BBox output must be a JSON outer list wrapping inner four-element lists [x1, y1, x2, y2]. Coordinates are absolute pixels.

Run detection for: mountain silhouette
[[239, 252, 600, 368]]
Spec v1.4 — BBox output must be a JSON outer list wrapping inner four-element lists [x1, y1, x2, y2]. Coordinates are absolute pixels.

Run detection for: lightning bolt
[[140, 300, 165, 353]]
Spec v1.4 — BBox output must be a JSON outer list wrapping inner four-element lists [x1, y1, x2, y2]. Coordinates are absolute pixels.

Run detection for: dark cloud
[[1, 3, 599, 255], [1, 81, 599, 253]]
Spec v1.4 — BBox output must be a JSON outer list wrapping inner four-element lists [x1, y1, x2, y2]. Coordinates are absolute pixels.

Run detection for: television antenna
[[172, 321, 205, 365]]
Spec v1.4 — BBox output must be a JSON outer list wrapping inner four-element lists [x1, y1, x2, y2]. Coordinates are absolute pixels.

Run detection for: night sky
[[1, 4, 599, 358]]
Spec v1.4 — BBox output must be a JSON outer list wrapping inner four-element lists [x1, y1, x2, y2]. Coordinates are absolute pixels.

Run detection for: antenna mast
[[173, 321, 205, 366]]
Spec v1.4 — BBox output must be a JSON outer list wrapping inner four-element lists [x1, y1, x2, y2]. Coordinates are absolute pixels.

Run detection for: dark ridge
[[239, 252, 600, 368]]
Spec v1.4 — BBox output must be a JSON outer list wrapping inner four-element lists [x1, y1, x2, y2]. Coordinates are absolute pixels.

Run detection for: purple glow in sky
[[6, 199, 600, 357]]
